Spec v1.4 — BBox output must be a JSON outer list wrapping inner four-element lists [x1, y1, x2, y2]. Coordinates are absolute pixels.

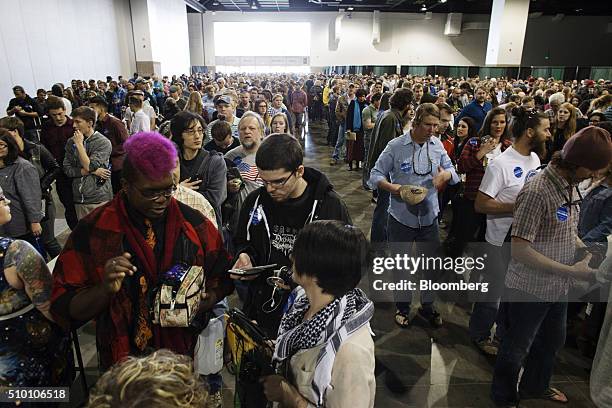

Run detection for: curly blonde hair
[[88, 349, 208, 408]]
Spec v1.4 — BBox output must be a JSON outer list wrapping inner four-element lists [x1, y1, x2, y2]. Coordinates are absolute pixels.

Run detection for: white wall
[[196, 11, 612, 70], [200, 11, 490, 68], [147, 0, 190, 76], [0, 0, 135, 108]]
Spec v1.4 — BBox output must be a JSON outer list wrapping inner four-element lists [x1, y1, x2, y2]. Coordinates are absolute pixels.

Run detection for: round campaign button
[[469, 138, 478, 146], [400, 161, 412, 174], [556, 205, 569, 222], [525, 169, 538, 182], [513, 166, 523, 178]]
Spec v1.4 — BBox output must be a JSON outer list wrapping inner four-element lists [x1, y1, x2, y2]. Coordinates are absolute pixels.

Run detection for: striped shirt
[[505, 165, 578, 301]]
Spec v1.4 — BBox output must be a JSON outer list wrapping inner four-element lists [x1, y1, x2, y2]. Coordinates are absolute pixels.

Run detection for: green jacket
[[367, 109, 405, 174]]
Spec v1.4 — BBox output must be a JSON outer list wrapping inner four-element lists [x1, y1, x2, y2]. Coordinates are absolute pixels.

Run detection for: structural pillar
[[485, 0, 530, 66]]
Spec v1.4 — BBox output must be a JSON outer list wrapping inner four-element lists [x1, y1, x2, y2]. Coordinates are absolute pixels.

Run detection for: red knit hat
[[561, 126, 612, 171]]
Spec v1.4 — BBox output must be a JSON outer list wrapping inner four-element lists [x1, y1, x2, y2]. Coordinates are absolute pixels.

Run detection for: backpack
[[226, 308, 274, 408]]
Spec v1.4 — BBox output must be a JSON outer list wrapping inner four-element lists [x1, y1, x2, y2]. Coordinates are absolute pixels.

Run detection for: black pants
[[446, 196, 485, 257], [55, 174, 78, 230], [41, 197, 62, 258], [111, 170, 122, 195]]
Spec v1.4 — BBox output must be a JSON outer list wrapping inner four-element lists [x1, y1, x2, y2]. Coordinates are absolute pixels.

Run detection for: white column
[[485, 0, 530, 66], [188, 13, 205, 67], [129, 0, 190, 76]]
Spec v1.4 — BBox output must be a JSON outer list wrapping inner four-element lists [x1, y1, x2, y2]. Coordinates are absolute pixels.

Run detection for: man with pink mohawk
[[50, 131, 234, 370]]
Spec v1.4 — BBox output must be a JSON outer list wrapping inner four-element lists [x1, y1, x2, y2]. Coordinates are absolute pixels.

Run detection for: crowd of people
[[0, 70, 611, 408]]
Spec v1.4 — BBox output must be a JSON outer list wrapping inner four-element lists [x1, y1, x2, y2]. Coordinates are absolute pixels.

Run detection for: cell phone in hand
[[228, 264, 278, 276]]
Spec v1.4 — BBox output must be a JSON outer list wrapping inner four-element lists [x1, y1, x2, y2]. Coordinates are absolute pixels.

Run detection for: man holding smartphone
[[230, 134, 351, 337]]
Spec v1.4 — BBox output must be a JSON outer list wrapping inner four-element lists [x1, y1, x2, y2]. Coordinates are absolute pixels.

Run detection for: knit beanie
[[561, 126, 612, 171]]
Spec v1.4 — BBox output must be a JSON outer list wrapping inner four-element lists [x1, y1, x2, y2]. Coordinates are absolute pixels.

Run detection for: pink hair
[[124, 132, 177, 181]]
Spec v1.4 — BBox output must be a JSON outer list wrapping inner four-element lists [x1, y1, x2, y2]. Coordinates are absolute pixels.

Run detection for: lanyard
[[412, 141, 432, 176], [544, 167, 582, 213]]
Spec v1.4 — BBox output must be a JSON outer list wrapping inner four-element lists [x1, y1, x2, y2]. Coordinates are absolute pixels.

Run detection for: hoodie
[[63, 131, 113, 204], [233, 167, 351, 337]]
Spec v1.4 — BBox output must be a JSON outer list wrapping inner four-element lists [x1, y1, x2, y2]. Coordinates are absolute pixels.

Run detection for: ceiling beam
[[185, 0, 207, 12]]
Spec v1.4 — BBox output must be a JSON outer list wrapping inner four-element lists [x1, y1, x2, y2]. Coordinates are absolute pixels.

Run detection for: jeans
[[293, 112, 304, 136], [370, 189, 390, 243], [362, 131, 372, 189], [491, 288, 567, 405], [332, 122, 346, 161], [387, 215, 440, 314], [469, 241, 511, 342]]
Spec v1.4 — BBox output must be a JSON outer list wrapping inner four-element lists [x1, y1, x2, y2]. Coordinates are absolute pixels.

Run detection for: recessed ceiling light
[[348, 6, 354, 10], [440, 0, 447, 3]]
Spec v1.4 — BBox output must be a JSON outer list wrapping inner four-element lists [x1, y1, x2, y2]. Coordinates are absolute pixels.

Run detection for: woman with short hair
[[261, 221, 375, 408]]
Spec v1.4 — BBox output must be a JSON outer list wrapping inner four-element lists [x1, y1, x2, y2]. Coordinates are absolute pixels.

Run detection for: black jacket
[[234, 167, 351, 265], [21, 139, 60, 199], [233, 167, 351, 337]]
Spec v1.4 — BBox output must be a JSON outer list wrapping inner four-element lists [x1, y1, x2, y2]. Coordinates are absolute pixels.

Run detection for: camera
[[266, 266, 294, 288]]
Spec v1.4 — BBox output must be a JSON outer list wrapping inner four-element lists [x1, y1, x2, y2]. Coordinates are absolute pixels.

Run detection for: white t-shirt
[[62, 97, 72, 116], [130, 110, 150, 135], [479, 146, 541, 246]]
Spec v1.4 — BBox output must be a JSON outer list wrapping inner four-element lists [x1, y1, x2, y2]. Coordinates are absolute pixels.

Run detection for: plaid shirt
[[505, 165, 578, 301], [457, 137, 512, 200], [50, 194, 233, 368], [173, 185, 217, 230]]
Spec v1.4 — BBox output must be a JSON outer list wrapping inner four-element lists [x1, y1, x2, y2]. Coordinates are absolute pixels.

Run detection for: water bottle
[[194, 315, 225, 375], [96, 163, 112, 187]]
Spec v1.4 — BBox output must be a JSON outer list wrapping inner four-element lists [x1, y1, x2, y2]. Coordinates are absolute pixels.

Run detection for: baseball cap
[[215, 95, 232, 105], [561, 126, 612, 171], [399, 185, 429, 206], [169, 85, 179, 93]]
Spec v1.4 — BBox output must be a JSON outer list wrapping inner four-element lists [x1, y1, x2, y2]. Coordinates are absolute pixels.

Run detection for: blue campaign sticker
[[400, 161, 412, 174], [513, 166, 523, 178], [469, 138, 478, 146], [525, 169, 538, 182], [556, 205, 569, 222], [249, 206, 261, 225]]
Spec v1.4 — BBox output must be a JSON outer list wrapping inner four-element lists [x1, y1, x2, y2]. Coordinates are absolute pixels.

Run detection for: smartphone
[[228, 264, 278, 276]]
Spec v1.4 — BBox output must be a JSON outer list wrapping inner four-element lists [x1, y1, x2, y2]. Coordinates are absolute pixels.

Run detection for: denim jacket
[[578, 183, 612, 247]]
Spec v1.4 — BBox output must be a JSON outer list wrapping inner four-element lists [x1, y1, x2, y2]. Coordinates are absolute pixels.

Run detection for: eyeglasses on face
[[261, 170, 296, 188], [133, 184, 177, 201], [183, 127, 204, 137]]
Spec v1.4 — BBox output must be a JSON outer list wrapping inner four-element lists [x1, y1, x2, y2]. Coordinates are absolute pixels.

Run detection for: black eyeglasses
[[133, 184, 177, 201], [260, 170, 296, 188]]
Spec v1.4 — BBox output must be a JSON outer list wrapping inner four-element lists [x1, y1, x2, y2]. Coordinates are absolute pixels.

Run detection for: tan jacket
[[286, 325, 375, 408]]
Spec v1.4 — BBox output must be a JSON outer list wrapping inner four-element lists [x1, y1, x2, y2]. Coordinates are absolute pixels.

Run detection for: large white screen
[[214, 22, 310, 57]]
